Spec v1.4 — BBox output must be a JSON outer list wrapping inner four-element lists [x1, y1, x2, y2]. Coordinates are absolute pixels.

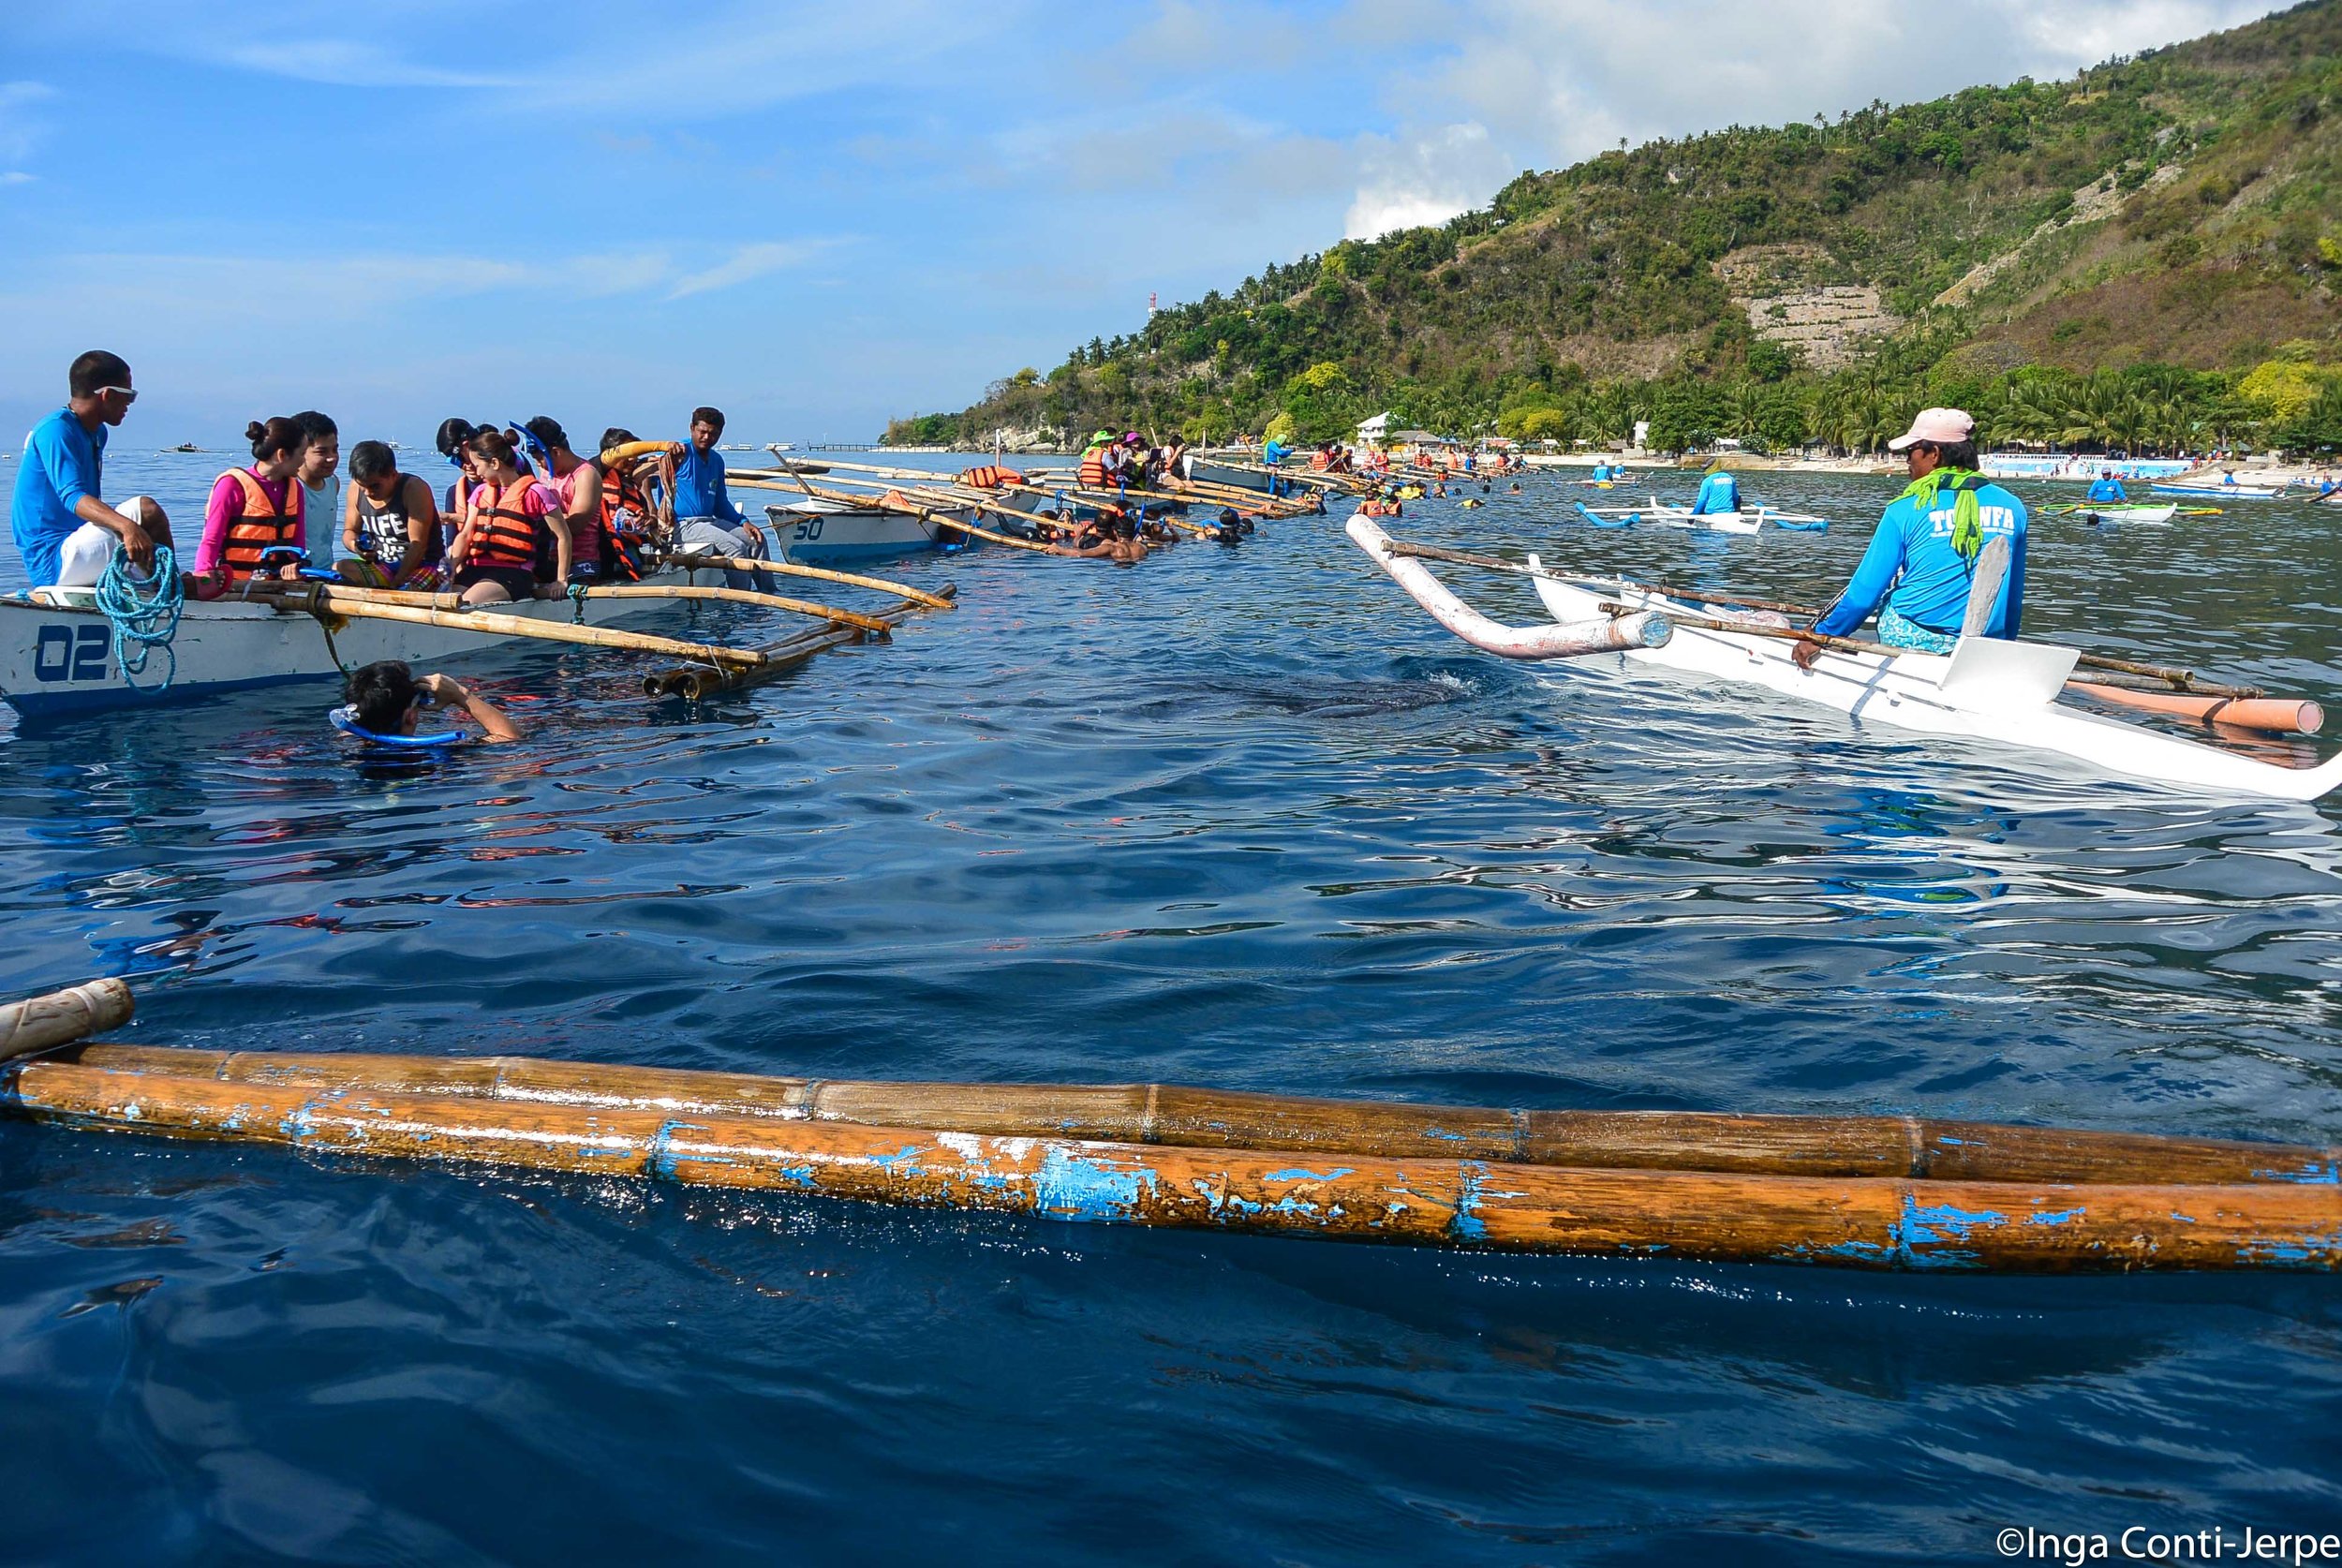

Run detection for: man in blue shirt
[[1689, 467, 1741, 516], [11, 350, 177, 589], [670, 406, 774, 592], [2086, 469, 2127, 503], [1792, 407, 2026, 667]]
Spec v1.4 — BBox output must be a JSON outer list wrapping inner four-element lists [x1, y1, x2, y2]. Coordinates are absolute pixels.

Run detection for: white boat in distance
[[1346, 516, 2342, 802], [1576, 499, 1829, 534]]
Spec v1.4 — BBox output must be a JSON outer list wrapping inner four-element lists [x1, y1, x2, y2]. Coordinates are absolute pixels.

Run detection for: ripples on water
[[3, 452, 2338, 1561]]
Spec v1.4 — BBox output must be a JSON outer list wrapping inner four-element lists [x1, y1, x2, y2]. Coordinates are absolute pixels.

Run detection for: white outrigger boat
[[1575, 499, 1829, 534], [0, 566, 761, 719], [1348, 515, 2342, 802], [2055, 501, 2180, 525]]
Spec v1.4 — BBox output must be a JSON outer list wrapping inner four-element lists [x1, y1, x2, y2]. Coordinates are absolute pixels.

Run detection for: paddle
[[1960, 537, 2010, 640]]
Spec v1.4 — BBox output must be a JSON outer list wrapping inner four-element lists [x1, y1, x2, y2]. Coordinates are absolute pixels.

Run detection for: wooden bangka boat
[[1576, 499, 1830, 533]]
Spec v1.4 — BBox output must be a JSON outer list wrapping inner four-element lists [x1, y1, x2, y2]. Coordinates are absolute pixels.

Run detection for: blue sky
[[0, 0, 2276, 448]]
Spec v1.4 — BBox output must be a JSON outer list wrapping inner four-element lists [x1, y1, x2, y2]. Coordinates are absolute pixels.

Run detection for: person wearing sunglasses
[[9, 349, 179, 590]]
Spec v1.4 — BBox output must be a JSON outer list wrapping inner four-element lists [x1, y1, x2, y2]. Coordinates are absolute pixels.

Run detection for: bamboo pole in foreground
[[256, 588, 770, 667], [43, 1043, 2341, 1190], [640, 583, 957, 698], [4, 1058, 2334, 1271], [0, 980, 132, 1062], [576, 584, 892, 635]]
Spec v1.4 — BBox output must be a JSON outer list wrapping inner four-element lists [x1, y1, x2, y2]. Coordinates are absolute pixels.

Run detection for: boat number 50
[[32, 624, 111, 683], [792, 517, 823, 540]]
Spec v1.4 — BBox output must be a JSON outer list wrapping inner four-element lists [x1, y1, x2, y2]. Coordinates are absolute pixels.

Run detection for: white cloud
[[1344, 122, 1514, 239], [0, 80, 56, 166], [665, 240, 831, 300], [206, 40, 511, 89], [0, 171, 34, 185]]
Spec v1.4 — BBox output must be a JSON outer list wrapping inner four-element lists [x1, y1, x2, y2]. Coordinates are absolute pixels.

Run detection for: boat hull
[[763, 499, 945, 563], [0, 570, 702, 718]]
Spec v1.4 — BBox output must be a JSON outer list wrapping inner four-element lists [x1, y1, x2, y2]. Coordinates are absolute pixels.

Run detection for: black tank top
[[355, 476, 423, 567]]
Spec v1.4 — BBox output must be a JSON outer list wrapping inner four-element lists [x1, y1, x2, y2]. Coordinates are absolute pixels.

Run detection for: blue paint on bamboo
[[1263, 1166, 1355, 1183], [2253, 1161, 2340, 1185], [1452, 1161, 1490, 1242], [1033, 1145, 1158, 1222], [1893, 1193, 2007, 1270], [2025, 1207, 2085, 1227]]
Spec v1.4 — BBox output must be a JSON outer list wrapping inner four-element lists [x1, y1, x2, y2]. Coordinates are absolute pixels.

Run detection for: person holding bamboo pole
[[670, 407, 776, 594]]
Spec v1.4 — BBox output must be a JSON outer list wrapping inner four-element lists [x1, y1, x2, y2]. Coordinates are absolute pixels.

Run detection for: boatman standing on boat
[[9, 350, 178, 589], [1791, 407, 2027, 669]]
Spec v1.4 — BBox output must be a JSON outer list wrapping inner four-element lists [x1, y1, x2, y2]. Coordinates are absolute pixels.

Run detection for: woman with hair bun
[[194, 417, 310, 586], [447, 427, 560, 605]]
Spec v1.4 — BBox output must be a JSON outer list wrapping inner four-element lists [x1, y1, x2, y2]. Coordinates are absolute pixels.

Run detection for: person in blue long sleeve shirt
[[1689, 468, 1740, 515], [2086, 469, 2127, 502], [670, 406, 774, 591], [1792, 407, 2026, 669]]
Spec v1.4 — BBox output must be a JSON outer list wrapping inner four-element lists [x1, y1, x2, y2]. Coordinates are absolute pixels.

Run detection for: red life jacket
[[217, 468, 305, 582], [467, 477, 542, 570], [958, 466, 1028, 490]]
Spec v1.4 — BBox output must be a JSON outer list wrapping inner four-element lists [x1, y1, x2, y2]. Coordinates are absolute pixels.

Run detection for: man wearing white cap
[[1792, 407, 2027, 668]]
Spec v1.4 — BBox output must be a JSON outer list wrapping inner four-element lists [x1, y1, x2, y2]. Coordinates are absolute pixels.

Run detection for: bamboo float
[[657, 553, 954, 611], [1348, 517, 1671, 658], [0, 979, 131, 1061], [52, 1043, 2340, 1188], [5, 1055, 2335, 1272], [256, 587, 769, 667]]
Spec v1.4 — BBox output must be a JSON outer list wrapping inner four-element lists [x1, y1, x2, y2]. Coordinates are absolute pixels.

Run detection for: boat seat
[[1937, 638, 2079, 708]]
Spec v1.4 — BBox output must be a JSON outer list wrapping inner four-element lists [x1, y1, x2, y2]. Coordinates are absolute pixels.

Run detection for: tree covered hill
[[888, 0, 2342, 455]]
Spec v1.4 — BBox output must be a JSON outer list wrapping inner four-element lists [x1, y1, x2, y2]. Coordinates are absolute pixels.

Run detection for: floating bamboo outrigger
[[2, 982, 2334, 1273]]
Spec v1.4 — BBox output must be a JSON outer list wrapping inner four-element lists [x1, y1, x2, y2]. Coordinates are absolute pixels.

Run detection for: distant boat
[[170, 443, 201, 452], [2151, 481, 2283, 500]]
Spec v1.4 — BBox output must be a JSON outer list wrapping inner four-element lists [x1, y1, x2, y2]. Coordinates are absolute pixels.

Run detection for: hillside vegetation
[[889, 0, 2342, 455]]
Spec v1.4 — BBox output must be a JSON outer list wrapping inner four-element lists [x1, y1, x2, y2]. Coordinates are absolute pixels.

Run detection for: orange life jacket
[[217, 468, 305, 582], [1309, 451, 1331, 471], [1358, 500, 1402, 518], [959, 466, 1026, 490], [467, 476, 542, 570], [1076, 447, 1108, 488]]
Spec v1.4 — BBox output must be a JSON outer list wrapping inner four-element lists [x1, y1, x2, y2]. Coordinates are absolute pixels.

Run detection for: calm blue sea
[[3, 444, 2339, 1563]]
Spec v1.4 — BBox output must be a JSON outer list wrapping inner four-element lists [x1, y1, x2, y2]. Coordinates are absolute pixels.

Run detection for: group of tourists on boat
[[7, 350, 766, 609]]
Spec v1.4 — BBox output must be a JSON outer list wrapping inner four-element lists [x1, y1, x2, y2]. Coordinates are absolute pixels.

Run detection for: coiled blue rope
[[93, 544, 184, 692]]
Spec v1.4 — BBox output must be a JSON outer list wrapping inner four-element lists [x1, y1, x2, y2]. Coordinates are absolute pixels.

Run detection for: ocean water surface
[[2, 448, 2338, 1562]]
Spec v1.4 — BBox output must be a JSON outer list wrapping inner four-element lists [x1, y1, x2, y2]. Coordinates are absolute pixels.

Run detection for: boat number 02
[[32, 624, 111, 683], [790, 517, 823, 541]]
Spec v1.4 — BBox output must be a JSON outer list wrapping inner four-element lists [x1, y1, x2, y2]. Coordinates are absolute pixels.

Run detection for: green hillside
[[889, 0, 2342, 455]]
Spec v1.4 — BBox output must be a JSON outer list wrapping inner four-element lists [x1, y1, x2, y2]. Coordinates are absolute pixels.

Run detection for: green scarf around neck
[[1899, 466, 1987, 561]]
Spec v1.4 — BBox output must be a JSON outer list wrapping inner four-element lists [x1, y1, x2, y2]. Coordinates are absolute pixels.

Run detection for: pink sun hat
[[1886, 407, 1975, 451]]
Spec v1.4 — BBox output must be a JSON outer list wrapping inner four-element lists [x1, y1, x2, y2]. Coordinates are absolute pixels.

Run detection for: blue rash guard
[[1690, 471, 1740, 515], [1813, 477, 2028, 642], [11, 407, 107, 588], [1262, 440, 1292, 466], [2086, 478, 2127, 502], [670, 444, 743, 525]]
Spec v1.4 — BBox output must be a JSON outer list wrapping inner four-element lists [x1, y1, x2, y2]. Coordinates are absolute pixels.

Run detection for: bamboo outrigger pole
[[1, 1042, 2332, 1273]]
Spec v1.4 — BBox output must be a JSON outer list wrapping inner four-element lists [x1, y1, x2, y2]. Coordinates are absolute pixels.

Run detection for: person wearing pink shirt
[[194, 418, 308, 590]]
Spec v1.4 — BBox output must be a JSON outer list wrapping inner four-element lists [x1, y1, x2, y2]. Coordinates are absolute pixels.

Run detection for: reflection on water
[[3, 455, 2341, 1561]]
